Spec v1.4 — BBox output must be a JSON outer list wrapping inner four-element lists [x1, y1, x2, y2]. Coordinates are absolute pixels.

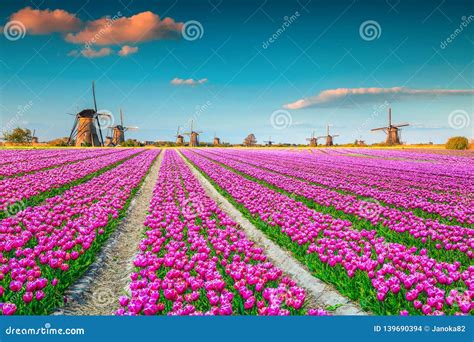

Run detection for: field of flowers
[[182, 148, 473, 316], [0, 147, 472, 316]]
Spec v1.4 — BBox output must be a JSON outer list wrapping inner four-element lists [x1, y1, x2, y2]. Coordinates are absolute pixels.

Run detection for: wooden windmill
[[67, 82, 111, 147], [183, 120, 202, 147], [31, 129, 39, 144], [317, 125, 339, 146], [106, 109, 138, 146], [264, 136, 275, 146], [306, 131, 320, 147], [371, 108, 409, 145], [175, 126, 185, 146], [213, 133, 221, 146]]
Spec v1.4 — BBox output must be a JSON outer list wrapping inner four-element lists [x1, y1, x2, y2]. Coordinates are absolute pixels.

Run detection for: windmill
[[317, 125, 339, 146], [306, 131, 320, 147], [175, 126, 185, 146], [67, 81, 111, 147], [213, 133, 221, 146], [183, 120, 202, 147], [264, 136, 275, 146], [106, 109, 138, 146], [31, 129, 39, 144], [371, 108, 409, 145]]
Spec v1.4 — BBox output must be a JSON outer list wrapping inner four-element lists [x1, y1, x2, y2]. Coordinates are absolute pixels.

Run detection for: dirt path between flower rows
[[179, 152, 366, 315], [53, 151, 163, 316]]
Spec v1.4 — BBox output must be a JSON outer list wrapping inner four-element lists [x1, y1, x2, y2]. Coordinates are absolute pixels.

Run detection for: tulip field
[[0, 147, 472, 316]]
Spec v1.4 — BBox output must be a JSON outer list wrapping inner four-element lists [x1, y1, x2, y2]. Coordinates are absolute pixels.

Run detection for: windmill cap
[[77, 109, 96, 118]]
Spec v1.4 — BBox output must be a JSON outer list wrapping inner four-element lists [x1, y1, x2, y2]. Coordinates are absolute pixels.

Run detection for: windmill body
[[106, 109, 137, 146], [308, 138, 318, 147], [112, 126, 125, 145], [175, 126, 185, 145], [189, 132, 200, 147], [31, 129, 39, 144], [75, 109, 102, 146], [176, 135, 185, 145], [183, 120, 202, 147], [371, 108, 409, 145], [306, 131, 319, 147], [317, 125, 339, 146], [67, 82, 109, 147], [213, 137, 221, 145], [264, 136, 275, 146]]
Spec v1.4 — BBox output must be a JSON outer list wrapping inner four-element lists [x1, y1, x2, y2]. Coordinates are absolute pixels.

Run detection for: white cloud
[[284, 87, 474, 109]]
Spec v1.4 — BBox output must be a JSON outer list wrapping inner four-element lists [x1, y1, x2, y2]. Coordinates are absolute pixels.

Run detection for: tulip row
[[337, 148, 474, 167], [0, 149, 74, 166], [0, 149, 142, 216], [206, 149, 473, 225], [193, 150, 473, 263], [0, 149, 117, 178], [244, 148, 473, 199], [0, 149, 160, 315], [182, 150, 473, 316], [117, 150, 328, 316]]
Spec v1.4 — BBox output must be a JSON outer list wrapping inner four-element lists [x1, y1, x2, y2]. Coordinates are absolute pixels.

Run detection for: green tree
[[3, 127, 32, 144], [121, 139, 143, 147], [445, 136, 469, 150]]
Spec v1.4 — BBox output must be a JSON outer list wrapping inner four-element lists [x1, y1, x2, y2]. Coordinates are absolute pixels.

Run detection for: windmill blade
[[67, 117, 79, 145], [316, 136, 326, 139], [371, 127, 387, 131], [120, 109, 124, 127], [92, 81, 98, 113], [332, 135, 340, 138], [66, 113, 76, 116], [124, 126, 138, 131], [393, 123, 409, 128]]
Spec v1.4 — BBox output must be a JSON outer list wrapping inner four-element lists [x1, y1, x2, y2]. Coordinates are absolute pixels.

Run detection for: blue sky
[[0, 0, 473, 144]]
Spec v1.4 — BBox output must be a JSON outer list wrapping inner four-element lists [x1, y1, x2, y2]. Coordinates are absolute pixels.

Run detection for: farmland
[[0, 148, 472, 316]]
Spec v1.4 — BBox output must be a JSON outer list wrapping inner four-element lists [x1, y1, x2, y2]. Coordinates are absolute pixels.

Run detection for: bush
[[445, 136, 469, 150]]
